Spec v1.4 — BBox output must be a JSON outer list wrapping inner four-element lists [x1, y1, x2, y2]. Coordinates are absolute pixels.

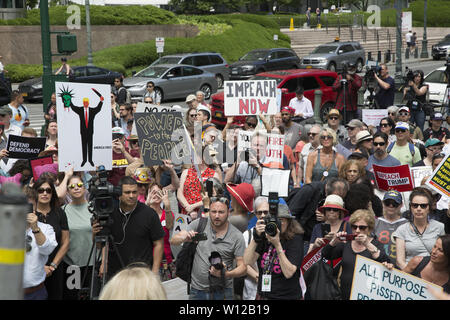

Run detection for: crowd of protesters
[[1, 68, 450, 301]]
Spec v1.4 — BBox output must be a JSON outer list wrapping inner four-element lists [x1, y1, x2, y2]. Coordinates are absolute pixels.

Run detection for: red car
[[211, 69, 338, 128]]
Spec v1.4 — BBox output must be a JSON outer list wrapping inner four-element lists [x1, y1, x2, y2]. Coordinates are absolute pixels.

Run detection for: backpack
[[119, 86, 131, 104], [386, 141, 415, 157], [175, 217, 208, 294]]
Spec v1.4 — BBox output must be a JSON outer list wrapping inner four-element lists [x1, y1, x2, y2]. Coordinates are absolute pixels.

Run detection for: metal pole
[[0, 184, 30, 300], [40, 0, 52, 112], [394, 0, 404, 105], [313, 89, 323, 124], [420, 0, 429, 58], [85, 0, 94, 66]]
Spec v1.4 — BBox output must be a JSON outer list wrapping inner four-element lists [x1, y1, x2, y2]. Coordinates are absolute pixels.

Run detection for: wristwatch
[[50, 262, 58, 270], [32, 228, 40, 234]]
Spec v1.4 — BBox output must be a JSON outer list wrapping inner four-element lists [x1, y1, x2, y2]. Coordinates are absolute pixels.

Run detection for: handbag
[[303, 258, 341, 300]]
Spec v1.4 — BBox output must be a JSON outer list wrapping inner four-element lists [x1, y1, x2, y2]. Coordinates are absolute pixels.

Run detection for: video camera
[[264, 192, 281, 237], [88, 165, 122, 227], [404, 66, 415, 83]]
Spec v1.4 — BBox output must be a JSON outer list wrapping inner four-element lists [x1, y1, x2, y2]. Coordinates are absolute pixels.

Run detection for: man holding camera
[[374, 64, 395, 109], [332, 63, 362, 124], [92, 176, 165, 281], [171, 197, 246, 300]]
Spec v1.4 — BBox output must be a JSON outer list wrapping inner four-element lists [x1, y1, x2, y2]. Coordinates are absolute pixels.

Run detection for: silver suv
[[151, 52, 229, 88], [300, 41, 365, 73]]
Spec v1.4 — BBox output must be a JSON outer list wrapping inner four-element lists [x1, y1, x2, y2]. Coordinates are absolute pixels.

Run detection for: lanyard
[[262, 245, 277, 275]]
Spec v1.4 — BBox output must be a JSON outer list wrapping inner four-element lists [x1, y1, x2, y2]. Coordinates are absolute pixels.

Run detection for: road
[[17, 58, 446, 136]]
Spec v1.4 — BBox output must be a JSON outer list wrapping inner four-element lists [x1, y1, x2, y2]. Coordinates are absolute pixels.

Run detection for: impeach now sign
[[350, 255, 443, 300], [224, 80, 278, 116]]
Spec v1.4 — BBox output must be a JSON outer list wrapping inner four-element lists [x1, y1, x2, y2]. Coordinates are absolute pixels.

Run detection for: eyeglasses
[[351, 224, 368, 231], [68, 182, 84, 189], [325, 207, 341, 212], [37, 187, 52, 194], [210, 197, 229, 206], [329, 117, 339, 120], [347, 127, 355, 131], [26, 235, 32, 253], [246, 122, 257, 128], [256, 210, 269, 215], [380, 123, 390, 127], [395, 129, 407, 133], [410, 203, 429, 209], [308, 132, 318, 137], [373, 142, 386, 147], [320, 135, 332, 140], [383, 200, 400, 208]]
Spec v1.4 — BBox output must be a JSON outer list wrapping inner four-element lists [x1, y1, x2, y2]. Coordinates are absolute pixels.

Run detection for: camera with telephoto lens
[[209, 251, 223, 270], [404, 66, 415, 83], [264, 192, 281, 237], [88, 165, 122, 227]]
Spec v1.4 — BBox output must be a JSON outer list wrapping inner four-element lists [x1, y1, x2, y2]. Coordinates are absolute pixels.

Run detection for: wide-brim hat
[[226, 183, 255, 212], [278, 203, 295, 219], [356, 130, 373, 144], [318, 194, 348, 215]]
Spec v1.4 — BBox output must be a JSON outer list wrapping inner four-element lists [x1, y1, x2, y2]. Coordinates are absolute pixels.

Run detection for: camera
[[404, 66, 415, 83], [339, 234, 356, 241], [209, 251, 223, 270], [264, 192, 281, 237], [88, 165, 122, 227]]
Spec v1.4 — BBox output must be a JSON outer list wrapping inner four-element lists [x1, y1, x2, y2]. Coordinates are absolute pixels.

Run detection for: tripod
[[336, 76, 348, 124]]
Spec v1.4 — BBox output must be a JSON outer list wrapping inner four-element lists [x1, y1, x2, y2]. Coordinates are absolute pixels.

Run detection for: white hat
[[185, 94, 196, 103], [112, 127, 125, 135], [398, 106, 410, 113], [355, 130, 373, 143]]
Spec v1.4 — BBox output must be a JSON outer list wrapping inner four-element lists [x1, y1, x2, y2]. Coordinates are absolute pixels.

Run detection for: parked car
[[211, 68, 338, 128], [424, 66, 448, 104], [124, 64, 218, 102], [300, 41, 365, 73], [0, 78, 12, 106], [18, 66, 122, 102], [151, 52, 229, 88], [432, 34, 450, 60], [229, 48, 301, 80]]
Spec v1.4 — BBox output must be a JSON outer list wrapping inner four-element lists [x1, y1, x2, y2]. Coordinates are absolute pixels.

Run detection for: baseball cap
[[395, 122, 409, 131], [345, 119, 364, 128], [431, 112, 444, 121], [112, 127, 125, 135], [398, 106, 410, 113], [383, 190, 402, 204], [280, 106, 295, 114], [424, 138, 444, 148], [355, 130, 373, 143], [185, 94, 196, 103]]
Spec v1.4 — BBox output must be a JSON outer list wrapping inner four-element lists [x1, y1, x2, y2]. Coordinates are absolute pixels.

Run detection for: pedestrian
[[405, 30, 413, 54], [316, 7, 321, 26], [55, 57, 72, 76], [8, 90, 30, 130], [332, 63, 362, 124], [411, 32, 417, 55], [0, 55, 7, 82], [142, 81, 161, 105], [306, 7, 311, 27]]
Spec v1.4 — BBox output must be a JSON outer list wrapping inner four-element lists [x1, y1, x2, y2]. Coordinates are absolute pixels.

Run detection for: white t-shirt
[[288, 96, 313, 118], [405, 32, 413, 43]]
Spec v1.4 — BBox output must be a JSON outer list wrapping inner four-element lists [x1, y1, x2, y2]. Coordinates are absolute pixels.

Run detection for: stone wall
[[0, 24, 199, 65]]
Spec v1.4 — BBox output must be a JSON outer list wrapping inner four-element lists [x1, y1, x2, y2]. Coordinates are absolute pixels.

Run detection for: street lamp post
[[420, 0, 429, 58], [394, 0, 404, 105], [85, 0, 94, 66]]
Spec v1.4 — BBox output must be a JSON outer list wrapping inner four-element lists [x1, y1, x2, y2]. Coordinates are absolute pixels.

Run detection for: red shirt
[[332, 74, 362, 111]]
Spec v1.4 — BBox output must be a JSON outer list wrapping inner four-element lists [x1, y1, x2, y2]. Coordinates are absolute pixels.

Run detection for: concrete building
[[0, 0, 26, 20]]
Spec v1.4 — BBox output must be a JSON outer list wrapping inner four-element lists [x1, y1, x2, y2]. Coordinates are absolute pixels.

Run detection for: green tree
[[26, 0, 39, 9], [169, 0, 243, 14], [343, 0, 371, 11]]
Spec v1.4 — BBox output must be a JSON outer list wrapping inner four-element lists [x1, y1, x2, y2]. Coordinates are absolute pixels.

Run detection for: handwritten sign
[[135, 102, 175, 113], [134, 112, 184, 166], [264, 133, 285, 167], [362, 109, 388, 127], [350, 255, 442, 300], [237, 130, 254, 152], [6, 135, 46, 159], [426, 153, 450, 198], [373, 164, 414, 192], [410, 166, 433, 188], [224, 80, 278, 116], [29, 156, 53, 181]]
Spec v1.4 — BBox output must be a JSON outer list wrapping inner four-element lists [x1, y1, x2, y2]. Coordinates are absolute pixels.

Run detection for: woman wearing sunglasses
[[393, 188, 446, 270], [305, 128, 345, 184], [33, 176, 70, 300], [184, 106, 198, 137], [322, 209, 390, 300], [61, 175, 93, 299], [377, 117, 396, 143]]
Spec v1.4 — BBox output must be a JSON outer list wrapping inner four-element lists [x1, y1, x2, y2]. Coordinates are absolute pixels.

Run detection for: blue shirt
[[367, 154, 401, 171], [375, 76, 395, 108]]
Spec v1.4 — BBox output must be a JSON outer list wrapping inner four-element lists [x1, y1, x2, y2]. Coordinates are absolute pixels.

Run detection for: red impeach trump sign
[[372, 164, 414, 192], [224, 80, 278, 116]]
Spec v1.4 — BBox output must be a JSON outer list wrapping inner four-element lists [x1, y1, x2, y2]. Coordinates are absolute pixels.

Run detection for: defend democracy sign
[[372, 164, 414, 192], [224, 80, 278, 116], [426, 153, 450, 198], [7, 135, 46, 159], [350, 255, 442, 300]]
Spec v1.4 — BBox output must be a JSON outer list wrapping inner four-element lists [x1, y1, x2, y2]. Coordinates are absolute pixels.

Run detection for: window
[[73, 68, 86, 77], [181, 57, 194, 65], [340, 45, 354, 53], [193, 55, 211, 66], [281, 78, 299, 92], [269, 51, 279, 60], [182, 66, 203, 76], [425, 70, 445, 83], [353, 43, 363, 50], [87, 67, 105, 76], [278, 51, 291, 58], [298, 77, 320, 91], [167, 67, 183, 78], [210, 55, 224, 65], [320, 76, 336, 87]]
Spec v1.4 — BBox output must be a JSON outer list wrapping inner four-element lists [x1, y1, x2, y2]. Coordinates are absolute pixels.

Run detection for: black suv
[[432, 34, 450, 60], [229, 48, 301, 80]]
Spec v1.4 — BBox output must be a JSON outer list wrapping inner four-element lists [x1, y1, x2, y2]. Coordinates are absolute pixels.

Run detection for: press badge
[[261, 275, 272, 292]]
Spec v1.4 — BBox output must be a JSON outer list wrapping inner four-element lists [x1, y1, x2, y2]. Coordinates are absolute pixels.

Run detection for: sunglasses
[[308, 132, 318, 137], [190, 114, 197, 118], [68, 182, 84, 189], [329, 116, 339, 120], [37, 187, 52, 194], [26, 235, 32, 253], [256, 210, 269, 215], [410, 203, 429, 209], [320, 135, 332, 140], [388, 112, 395, 115], [380, 123, 390, 127], [325, 207, 341, 212], [347, 127, 355, 131], [383, 200, 400, 208], [351, 224, 368, 231], [210, 197, 229, 206], [373, 142, 386, 147], [395, 129, 407, 133], [246, 122, 257, 128]]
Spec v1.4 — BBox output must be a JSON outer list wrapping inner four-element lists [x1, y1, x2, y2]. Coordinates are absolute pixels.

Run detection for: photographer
[[332, 63, 362, 124], [244, 203, 304, 300], [92, 176, 165, 280], [374, 64, 395, 109], [170, 197, 247, 300], [402, 70, 428, 132]]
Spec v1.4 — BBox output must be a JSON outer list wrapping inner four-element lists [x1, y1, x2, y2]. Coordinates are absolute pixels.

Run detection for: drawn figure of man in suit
[[59, 87, 104, 167]]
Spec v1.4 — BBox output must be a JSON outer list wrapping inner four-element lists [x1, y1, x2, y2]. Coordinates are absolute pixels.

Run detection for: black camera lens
[[209, 251, 223, 270], [265, 221, 278, 237]]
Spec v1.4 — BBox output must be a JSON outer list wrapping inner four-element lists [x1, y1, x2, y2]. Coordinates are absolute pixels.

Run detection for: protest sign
[[237, 130, 254, 153], [372, 164, 414, 192], [134, 112, 184, 166], [426, 153, 450, 198], [6, 135, 46, 159], [56, 82, 112, 172], [261, 167, 290, 197], [224, 80, 278, 116], [410, 166, 433, 188], [135, 103, 175, 113], [29, 156, 53, 181], [350, 255, 442, 300], [362, 109, 388, 127], [264, 133, 285, 167]]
